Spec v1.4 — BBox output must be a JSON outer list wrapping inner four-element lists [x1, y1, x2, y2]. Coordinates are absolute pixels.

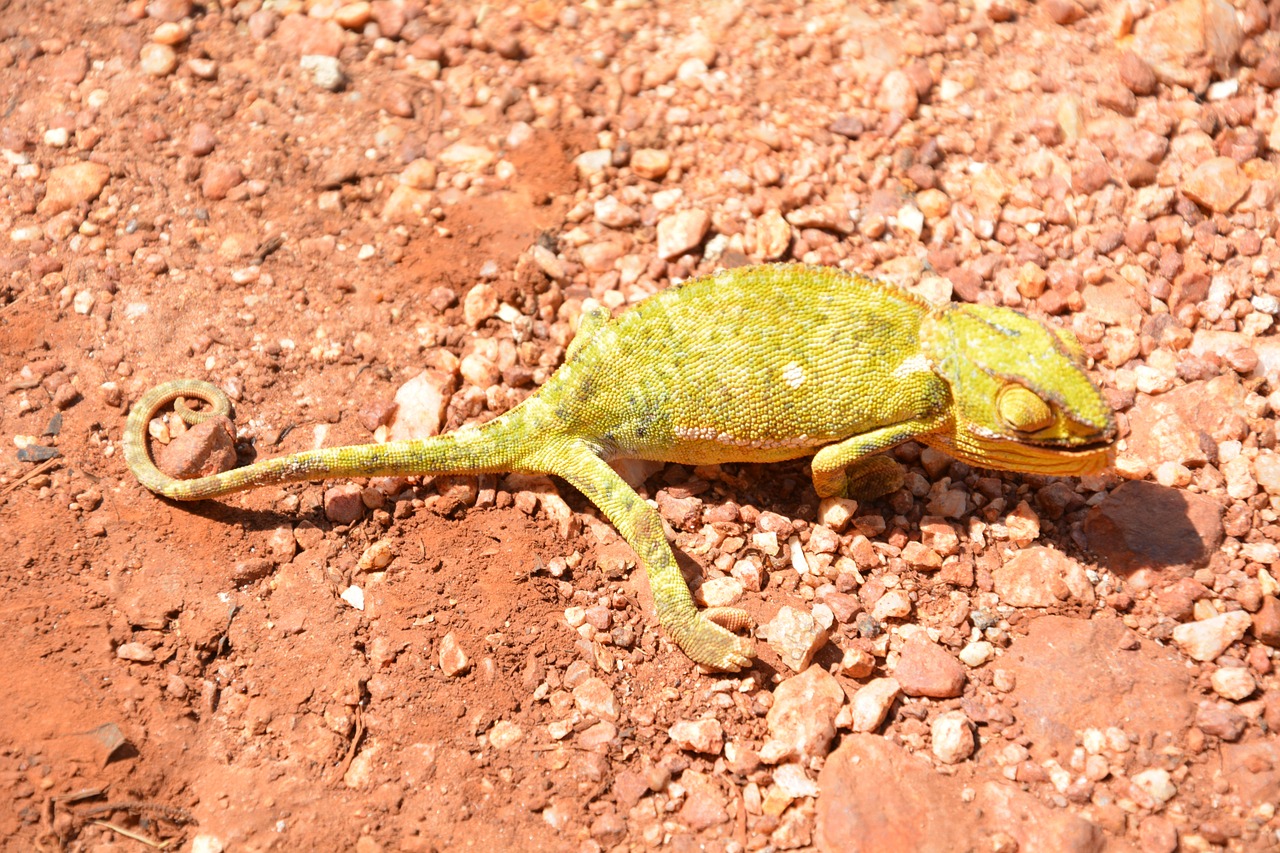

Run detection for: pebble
[[594, 196, 640, 228], [893, 638, 966, 698], [153, 22, 187, 45], [1181, 157, 1250, 213], [930, 711, 974, 764], [324, 484, 365, 524], [573, 149, 612, 179], [300, 54, 345, 91], [871, 588, 912, 621], [754, 210, 791, 260], [630, 148, 671, 180], [463, 283, 499, 327], [39, 161, 111, 216], [817, 496, 857, 532], [116, 642, 157, 662], [438, 632, 469, 676], [440, 142, 496, 173], [1119, 51, 1157, 95], [876, 69, 918, 118], [657, 210, 710, 259], [139, 43, 178, 76], [698, 576, 744, 608], [190, 836, 224, 853], [1130, 768, 1177, 805], [668, 718, 723, 754], [573, 677, 619, 722], [765, 665, 844, 760], [188, 123, 216, 156], [381, 186, 434, 223], [357, 539, 393, 571], [1171, 611, 1251, 661], [992, 546, 1095, 607], [1195, 701, 1246, 740], [1254, 596, 1280, 647], [155, 416, 236, 479], [764, 605, 829, 672], [958, 640, 994, 667], [1209, 667, 1256, 701], [334, 1, 371, 29], [487, 720, 524, 749], [772, 762, 818, 799], [201, 163, 244, 200], [340, 585, 364, 610], [678, 772, 729, 830], [388, 368, 455, 441], [1129, 0, 1241, 89], [850, 677, 900, 733]]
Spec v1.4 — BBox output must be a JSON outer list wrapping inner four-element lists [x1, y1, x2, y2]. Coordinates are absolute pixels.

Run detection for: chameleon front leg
[[545, 441, 756, 671], [810, 415, 948, 500]]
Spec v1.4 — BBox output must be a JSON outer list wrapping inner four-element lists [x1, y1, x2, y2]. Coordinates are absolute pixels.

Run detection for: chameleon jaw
[[925, 433, 1116, 477]]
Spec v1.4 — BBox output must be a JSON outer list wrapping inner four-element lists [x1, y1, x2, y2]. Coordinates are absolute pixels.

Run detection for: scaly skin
[[124, 264, 1116, 671]]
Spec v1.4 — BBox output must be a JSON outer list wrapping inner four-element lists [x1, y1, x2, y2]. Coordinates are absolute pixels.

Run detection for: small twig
[[331, 707, 366, 785], [249, 235, 285, 266], [90, 820, 172, 849], [77, 801, 195, 825], [0, 457, 60, 497]]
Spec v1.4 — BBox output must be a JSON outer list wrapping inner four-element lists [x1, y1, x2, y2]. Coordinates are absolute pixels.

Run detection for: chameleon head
[[919, 303, 1117, 476]]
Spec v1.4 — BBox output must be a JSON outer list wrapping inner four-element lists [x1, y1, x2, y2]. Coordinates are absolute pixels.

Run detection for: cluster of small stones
[[3, 0, 1280, 849]]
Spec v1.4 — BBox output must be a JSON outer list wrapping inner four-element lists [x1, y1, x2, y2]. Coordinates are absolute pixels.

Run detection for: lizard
[[123, 263, 1116, 671]]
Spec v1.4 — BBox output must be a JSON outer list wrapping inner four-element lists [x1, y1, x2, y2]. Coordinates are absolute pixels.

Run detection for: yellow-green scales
[[125, 265, 1115, 670]]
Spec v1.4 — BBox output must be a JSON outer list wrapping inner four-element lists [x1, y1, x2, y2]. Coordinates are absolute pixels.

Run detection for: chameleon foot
[[682, 613, 756, 672], [841, 455, 904, 501]]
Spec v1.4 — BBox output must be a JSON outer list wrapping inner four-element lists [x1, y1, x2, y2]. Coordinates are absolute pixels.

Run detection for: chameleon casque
[[124, 264, 1116, 671]]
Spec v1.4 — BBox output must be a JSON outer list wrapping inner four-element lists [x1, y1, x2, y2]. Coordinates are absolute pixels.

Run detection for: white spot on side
[[782, 362, 805, 389], [893, 353, 931, 378]]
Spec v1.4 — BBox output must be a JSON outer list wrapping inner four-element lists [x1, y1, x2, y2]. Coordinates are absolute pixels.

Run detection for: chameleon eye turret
[[996, 385, 1055, 434]]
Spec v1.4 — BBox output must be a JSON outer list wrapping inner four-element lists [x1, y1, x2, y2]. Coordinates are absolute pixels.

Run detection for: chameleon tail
[[123, 379, 551, 501]]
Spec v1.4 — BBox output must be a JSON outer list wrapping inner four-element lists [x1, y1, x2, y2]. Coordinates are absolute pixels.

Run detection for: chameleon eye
[[997, 385, 1054, 433]]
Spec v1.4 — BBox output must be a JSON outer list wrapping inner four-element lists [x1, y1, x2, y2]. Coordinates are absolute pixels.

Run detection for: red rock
[[1083, 481, 1224, 575], [893, 638, 965, 698], [201, 162, 245, 200], [39, 161, 111, 216], [1007, 615, 1192, 760], [274, 14, 345, 57], [1195, 701, 1246, 741], [324, 484, 365, 524], [156, 415, 237, 480], [817, 735, 1110, 852], [1252, 596, 1280, 647]]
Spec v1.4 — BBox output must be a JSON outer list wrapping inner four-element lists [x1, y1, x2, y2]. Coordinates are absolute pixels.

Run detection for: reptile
[[123, 264, 1116, 671]]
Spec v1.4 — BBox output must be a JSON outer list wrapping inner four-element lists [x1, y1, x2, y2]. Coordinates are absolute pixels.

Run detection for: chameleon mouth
[[925, 434, 1115, 477]]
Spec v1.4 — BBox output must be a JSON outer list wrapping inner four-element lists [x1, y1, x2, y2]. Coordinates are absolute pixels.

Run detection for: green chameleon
[[124, 264, 1115, 671]]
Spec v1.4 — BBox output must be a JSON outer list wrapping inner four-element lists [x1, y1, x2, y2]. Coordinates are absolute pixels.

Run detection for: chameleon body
[[124, 264, 1116, 670]]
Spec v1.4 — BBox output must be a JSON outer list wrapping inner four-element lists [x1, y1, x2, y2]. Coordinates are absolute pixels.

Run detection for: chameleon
[[124, 264, 1116, 671]]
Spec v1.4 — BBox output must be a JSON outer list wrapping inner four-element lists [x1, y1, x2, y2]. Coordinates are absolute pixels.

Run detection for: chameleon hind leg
[[546, 441, 756, 671]]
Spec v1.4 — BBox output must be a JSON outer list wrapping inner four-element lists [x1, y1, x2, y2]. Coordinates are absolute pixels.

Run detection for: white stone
[[1131, 768, 1177, 804], [340, 585, 365, 610], [1210, 667, 1256, 701], [1171, 611, 1252, 661], [931, 711, 975, 764], [488, 720, 524, 749], [668, 718, 724, 754], [851, 678, 900, 733]]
